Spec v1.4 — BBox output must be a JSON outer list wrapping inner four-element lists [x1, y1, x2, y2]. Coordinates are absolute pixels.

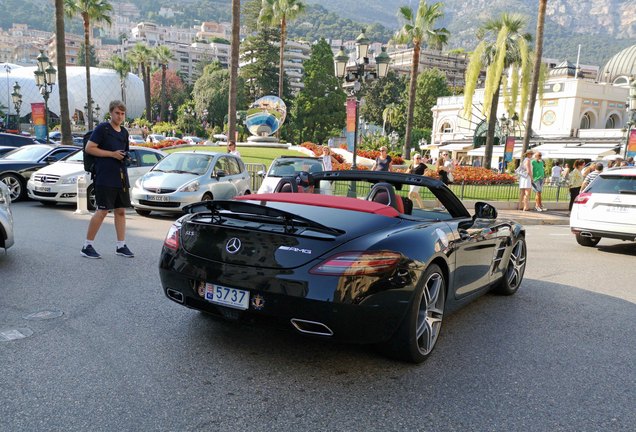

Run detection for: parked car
[[0, 182, 14, 251], [0, 144, 79, 201], [0, 146, 18, 157], [131, 151, 251, 216], [147, 134, 166, 144], [129, 134, 146, 145], [0, 132, 38, 148], [27, 146, 166, 210], [570, 166, 636, 246], [49, 131, 62, 141], [257, 156, 325, 194], [182, 136, 203, 145], [159, 170, 527, 363]]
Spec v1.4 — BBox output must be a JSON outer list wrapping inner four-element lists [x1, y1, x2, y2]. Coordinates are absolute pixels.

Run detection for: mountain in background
[[3, 0, 635, 68]]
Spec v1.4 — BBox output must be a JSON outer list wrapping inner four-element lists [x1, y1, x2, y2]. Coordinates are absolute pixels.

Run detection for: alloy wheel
[[1, 175, 22, 201], [415, 272, 445, 355], [505, 239, 527, 289]]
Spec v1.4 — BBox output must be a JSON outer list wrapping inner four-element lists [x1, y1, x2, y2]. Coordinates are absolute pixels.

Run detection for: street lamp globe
[[355, 30, 370, 61], [375, 47, 390, 79], [333, 47, 348, 79]]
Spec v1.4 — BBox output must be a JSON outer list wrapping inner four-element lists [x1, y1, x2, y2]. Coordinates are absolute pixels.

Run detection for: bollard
[[74, 174, 90, 215]]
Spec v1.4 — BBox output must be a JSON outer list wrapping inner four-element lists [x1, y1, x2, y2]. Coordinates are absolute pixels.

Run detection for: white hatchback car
[[130, 151, 251, 216], [27, 146, 166, 210], [257, 156, 325, 194], [570, 166, 636, 246]]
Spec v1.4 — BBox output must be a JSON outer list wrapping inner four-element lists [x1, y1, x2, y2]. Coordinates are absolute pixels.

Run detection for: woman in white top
[[518, 150, 534, 211], [321, 146, 337, 171]]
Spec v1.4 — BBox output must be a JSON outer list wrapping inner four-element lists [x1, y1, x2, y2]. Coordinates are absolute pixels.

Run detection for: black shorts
[[95, 186, 131, 210]]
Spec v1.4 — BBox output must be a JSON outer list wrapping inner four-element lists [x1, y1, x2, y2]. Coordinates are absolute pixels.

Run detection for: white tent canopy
[[467, 145, 524, 158], [529, 143, 618, 159]]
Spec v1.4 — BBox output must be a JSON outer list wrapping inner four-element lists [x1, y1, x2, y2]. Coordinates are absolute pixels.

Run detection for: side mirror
[[257, 170, 265, 177], [474, 201, 497, 219], [215, 169, 227, 178], [125, 157, 137, 167], [45, 156, 57, 164]]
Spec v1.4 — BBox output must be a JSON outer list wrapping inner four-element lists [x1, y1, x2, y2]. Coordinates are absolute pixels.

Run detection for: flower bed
[[420, 166, 516, 185], [306, 142, 403, 166]]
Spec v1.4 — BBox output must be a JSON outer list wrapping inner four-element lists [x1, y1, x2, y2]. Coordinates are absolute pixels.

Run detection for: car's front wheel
[[575, 233, 601, 247], [492, 236, 526, 295], [0, 173, 25, 202], [384, 264, 445, 363]]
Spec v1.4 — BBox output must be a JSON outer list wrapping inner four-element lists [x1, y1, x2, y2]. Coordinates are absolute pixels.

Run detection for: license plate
[[605, 205, 630, 213], [205, 283, 249, 310], [35, 186, 51, 192], [147, 195, 169, 202]]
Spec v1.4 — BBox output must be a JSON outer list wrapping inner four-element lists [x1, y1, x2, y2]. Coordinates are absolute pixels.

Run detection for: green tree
[[54, 0, 73, 145], [193, 63, 246, 129], [393, 0, 448, 159], [239, 27, 282, 101], [463, 13, 532, 169], [359, 71, 407, 134], [64, 0, 113, 129], [128, 43, 154, 122], [101, 55, 131, 103], [76, 42, 98, 66], [154, 45, 175, 122], [228, 0, 241, 144], [258, 0, 306, 100], [291, 38, 346, 144], [414, 68, 451, 129]]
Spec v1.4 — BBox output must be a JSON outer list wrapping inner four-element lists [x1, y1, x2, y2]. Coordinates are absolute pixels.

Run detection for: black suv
[[0, 133, 38, 148]]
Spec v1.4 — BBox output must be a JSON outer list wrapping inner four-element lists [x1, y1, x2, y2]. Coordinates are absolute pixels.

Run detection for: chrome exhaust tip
[[290, 318, 334, 336], [166, 289, 184, 304], [580, 232, 593, 238]]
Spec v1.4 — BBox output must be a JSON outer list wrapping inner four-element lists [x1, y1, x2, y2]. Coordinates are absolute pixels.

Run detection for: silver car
[[0, 182, 14, 251], [130, 151, 251, 216]]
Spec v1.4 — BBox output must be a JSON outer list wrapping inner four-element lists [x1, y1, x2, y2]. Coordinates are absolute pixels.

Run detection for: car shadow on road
[[595, 241, 636, 256]]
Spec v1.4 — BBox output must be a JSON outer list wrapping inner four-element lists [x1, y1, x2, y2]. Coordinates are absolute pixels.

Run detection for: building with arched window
[[430, 45, 636, 167]]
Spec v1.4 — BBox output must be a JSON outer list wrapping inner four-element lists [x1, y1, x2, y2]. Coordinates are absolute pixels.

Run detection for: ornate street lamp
[[333, 31, 390, 170], [624, 77, 636, 159], [94, 104, 101, 123], [11, 81, 22, 132], [34, 50, 56, 143], [168, 104, 173, 122]]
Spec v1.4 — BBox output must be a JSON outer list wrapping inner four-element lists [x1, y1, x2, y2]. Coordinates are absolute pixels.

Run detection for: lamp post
[[624, 77, 636, 159], [34, 50, 56, 143], [168, 104, 173, 122], [3, 63, 10, 131], [94, 104, 101, 123], [11, 81, 22, 133], [333, 31, 390, 169]]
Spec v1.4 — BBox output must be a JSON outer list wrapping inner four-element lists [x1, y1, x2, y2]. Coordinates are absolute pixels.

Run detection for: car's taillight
[[310, 251, 402, 276], [574, 192, 592, 205], [164, 223, 181, 250]]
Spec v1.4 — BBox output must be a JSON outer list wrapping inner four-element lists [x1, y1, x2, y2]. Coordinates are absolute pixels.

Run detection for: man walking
[[80, 100, 134, 259], [531, 152, 547, 212]]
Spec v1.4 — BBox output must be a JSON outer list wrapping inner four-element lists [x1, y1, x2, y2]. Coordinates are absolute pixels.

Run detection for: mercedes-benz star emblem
[[226, 237, 242, 254]]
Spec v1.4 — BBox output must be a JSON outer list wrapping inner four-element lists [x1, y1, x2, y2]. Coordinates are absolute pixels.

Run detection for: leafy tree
[[76, 42, 98, 66], [149, 69, 188, 118], [463, 13, 532, 169], [192, 63, 246, 129], [101, 55, 131, 103], [228, 0, 241, 144], [64, 0, 113, 129], [258, 0, 306, 100], [154, 45, 175, 121], [393, 0, 448, 159], [290, 38, 346, 144], [414, 68, 451, 129], [239, 27, 283, 102], [359, 71, 407, 134], [128, 43, 154, 122]]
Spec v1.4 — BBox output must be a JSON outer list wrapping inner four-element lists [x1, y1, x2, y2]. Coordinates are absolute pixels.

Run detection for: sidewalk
[[495, 208, 570, 226]]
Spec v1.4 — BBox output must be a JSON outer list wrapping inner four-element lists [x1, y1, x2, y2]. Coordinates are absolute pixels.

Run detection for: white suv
[[570, 166, 636, 246]]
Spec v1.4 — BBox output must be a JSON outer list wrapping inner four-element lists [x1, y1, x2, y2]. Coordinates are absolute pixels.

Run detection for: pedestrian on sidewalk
[[581, 162, 603, 190], [568, 159, 585, 212], [517, 150, 533, 211], [531, 152, 547, 211], [372, 147, 392, 171], [407, 153, 426, 208], [80, 100, 134, 259]]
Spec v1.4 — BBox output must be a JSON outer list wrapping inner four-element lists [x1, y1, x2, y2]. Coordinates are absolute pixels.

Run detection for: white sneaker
[[535, 206, 543, 212]]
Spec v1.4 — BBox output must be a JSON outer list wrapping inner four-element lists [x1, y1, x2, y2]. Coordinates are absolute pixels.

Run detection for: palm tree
[[258, 0, 305, 100], [54, 0, 73, 144], [522, 0, 547, 157], [382, 103, 400, 135], [128, 43, 153, 122], [462, 13, 532, 169], [393, 0, 448, 159], [64, 0, 113, 130], [228, 0, 241, 144], [103, 55, 131, 103], [154, 45, 174, 121]]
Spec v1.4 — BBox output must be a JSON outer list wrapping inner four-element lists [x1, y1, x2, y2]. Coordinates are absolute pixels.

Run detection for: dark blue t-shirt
[[89, 122, 130, 188]]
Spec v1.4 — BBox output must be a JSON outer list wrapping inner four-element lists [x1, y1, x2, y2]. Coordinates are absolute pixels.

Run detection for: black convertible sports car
[[159, 170, 527, 363]]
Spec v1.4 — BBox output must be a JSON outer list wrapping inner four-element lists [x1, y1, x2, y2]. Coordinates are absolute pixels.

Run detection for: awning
[[530, 143, 617, 159], [467, 145, 523, 158], [438, 142, 474, 151]]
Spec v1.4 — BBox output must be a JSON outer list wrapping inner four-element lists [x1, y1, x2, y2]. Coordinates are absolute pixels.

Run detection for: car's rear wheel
[[87, 185, 96, 210], [0, 173, 25, 202], [575, 233, 601, 247], [492, 236, 527, 295], [135, 209, 151, 216], [384, 264, 445, 363]]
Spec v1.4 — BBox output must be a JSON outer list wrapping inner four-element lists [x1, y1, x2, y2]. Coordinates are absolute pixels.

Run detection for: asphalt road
[[1, 202, 634, 432]]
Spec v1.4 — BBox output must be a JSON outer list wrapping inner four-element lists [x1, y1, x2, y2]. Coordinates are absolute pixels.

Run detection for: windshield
[[64, 150, 83, 163], [153, 152, 212, 175], [3, 145, 51, 161], [588, 174, 636, 194], [268, 159, 323, 177], [130, 135, 144, 141]]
